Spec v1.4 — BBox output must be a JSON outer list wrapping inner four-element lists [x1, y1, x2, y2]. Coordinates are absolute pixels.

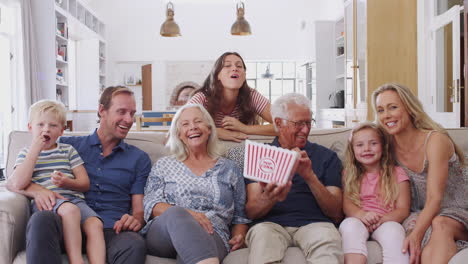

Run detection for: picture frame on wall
[[124, 74, 136, 85]]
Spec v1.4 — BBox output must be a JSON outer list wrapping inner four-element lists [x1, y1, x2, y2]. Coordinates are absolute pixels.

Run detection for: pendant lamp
[[160, 2, 181, 37], [231, 1, 251, 36]]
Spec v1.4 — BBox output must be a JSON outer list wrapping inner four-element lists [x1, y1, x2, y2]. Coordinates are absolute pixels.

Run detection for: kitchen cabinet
[[313, 15, 363, 128]]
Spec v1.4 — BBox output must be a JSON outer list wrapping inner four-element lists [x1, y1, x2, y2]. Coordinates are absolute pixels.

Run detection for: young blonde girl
[[339, 122, 411, 264]]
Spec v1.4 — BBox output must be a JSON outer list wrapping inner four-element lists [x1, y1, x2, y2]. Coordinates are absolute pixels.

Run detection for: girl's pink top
[[360, 166, 409, 215]]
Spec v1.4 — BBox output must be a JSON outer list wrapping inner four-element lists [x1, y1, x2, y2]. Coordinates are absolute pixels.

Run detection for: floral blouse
[[141, 156, 250, 250]]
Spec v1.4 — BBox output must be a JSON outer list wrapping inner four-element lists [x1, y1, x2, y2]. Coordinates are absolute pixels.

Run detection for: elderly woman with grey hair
[[141, 103, 250, 264]]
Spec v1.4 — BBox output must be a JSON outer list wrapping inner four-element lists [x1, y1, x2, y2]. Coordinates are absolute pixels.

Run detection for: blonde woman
[[372, 83, 468, 264], [141, 104, 250, 264]]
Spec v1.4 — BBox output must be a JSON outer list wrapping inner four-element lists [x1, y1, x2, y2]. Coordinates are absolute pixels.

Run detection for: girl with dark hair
[[189, 52, 276, 142]]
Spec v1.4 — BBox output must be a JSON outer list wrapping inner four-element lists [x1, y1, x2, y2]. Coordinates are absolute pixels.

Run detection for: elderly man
[[8, 86, 151, 264], [244, 93, 344, 264]]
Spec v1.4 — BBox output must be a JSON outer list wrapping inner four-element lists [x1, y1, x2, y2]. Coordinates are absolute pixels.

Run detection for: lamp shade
[[160, 2, 181, 37], [231, 2, 251, 36]]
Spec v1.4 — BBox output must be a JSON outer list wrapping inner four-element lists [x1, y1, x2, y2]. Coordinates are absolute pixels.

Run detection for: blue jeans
[[26, 210, 146, 264]]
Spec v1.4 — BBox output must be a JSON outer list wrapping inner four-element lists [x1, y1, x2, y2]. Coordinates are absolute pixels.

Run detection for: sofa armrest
[[0, 188, 30, 264]]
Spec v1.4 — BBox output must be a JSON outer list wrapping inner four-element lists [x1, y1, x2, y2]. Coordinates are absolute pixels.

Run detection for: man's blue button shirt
[[60, 130, 151, 228]]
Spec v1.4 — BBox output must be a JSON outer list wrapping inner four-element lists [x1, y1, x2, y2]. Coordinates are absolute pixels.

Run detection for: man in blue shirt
[[244, 93, 344, 263], [15, 86, 151, 264]]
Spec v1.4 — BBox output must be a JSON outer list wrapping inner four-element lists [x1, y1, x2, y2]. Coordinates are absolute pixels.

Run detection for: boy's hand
[[51, 171, 68, 188], [30, 133, 49, 153]]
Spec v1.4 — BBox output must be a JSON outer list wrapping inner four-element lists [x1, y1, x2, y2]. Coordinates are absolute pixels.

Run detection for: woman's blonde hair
[[166, 104, 223, 161], [371, 83, 464, 164], [344, 122, 398, 207]]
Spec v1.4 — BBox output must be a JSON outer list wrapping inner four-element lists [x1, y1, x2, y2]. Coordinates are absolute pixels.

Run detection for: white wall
[[89, 0, 344, 109]]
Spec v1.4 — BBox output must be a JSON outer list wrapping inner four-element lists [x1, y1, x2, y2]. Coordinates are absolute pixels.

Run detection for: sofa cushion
[[5, 128, 468, 264]]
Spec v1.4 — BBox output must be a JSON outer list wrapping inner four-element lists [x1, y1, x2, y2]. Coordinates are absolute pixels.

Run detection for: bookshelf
[[33, 0, 106, 110], [335, 16, 345, 106], [55, 7, 69, 106]]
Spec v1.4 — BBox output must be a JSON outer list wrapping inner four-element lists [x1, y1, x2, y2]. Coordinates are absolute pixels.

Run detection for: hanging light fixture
[[261, 64, 274, 80], [231, 1, 251, 36], [160, 2, 181, 37]]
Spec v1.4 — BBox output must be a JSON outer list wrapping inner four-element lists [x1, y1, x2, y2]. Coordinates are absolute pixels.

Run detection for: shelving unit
[[33, 0, 106, 110], [334, 17, 345, 108], [99, 41, 106, 93], [55, 6, 69, 107], [313, 18, 350, 128]]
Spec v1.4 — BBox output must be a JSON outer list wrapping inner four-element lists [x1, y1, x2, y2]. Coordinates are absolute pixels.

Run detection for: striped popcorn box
[[243, 140, 299, 184]]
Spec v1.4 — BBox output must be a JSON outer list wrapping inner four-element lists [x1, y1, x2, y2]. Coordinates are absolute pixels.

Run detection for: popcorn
[[243, 140, 299, 184]]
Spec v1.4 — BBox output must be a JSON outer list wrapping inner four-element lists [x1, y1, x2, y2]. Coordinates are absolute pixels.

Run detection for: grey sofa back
[[6, 128, 468, 179]]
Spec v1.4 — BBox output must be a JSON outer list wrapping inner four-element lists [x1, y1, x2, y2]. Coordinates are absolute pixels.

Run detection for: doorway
[[420, 0, 466, 128]]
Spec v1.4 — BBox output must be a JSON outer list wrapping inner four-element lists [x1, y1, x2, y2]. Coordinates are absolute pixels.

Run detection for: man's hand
[[51, 171, 68, 188], [259, 181, 292, 203], [113, 214, 143, 234], [292, 149, 317, 183], [228, 233, 245, 252], [33, 188, 66, 211], [187, 210, 214, 234]]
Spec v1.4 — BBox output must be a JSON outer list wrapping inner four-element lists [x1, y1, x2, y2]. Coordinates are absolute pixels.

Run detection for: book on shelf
[[58, 45, 67, 61], [57, 22, 68, 39]]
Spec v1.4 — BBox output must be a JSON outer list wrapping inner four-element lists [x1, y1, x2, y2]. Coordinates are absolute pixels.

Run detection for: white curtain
[[20, 0, 40, 106]]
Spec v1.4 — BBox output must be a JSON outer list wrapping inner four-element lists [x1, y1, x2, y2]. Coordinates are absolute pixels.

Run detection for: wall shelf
[[56, 58, 68, 64]]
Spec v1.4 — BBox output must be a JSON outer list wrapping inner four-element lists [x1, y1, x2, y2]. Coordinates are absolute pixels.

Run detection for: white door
[[429, 5, 463, 128]]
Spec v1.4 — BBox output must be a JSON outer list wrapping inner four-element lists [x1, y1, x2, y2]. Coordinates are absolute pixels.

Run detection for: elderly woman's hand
[[222, 117, 248, 133], [187, 209, 214, 234]]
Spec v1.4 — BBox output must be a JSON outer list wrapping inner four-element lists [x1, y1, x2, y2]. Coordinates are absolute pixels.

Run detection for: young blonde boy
[[11, 100, 105, 264]]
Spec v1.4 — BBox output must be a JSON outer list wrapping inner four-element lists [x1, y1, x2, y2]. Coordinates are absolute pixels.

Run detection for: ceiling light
[[160, 2, 181, 37], [231, 1, 251, 36]]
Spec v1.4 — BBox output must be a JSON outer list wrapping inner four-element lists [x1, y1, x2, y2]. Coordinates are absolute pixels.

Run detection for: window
[[245, 61, 306, 103], [0, 1, 22, 176]]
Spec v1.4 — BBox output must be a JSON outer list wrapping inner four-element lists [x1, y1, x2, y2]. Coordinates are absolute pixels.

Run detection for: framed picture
[[124, 74, 136, 85]]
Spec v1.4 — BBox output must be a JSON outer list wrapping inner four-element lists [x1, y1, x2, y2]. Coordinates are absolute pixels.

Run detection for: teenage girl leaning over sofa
[[188, 52, 276, 142]]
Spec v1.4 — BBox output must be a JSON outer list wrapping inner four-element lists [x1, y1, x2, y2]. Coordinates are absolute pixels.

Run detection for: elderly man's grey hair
[[166, 103, 223, 161], [271, 93, 312, 132]]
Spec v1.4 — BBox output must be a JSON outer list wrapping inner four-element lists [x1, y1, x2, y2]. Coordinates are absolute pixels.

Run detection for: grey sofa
[[1, 128, 467, 264]]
